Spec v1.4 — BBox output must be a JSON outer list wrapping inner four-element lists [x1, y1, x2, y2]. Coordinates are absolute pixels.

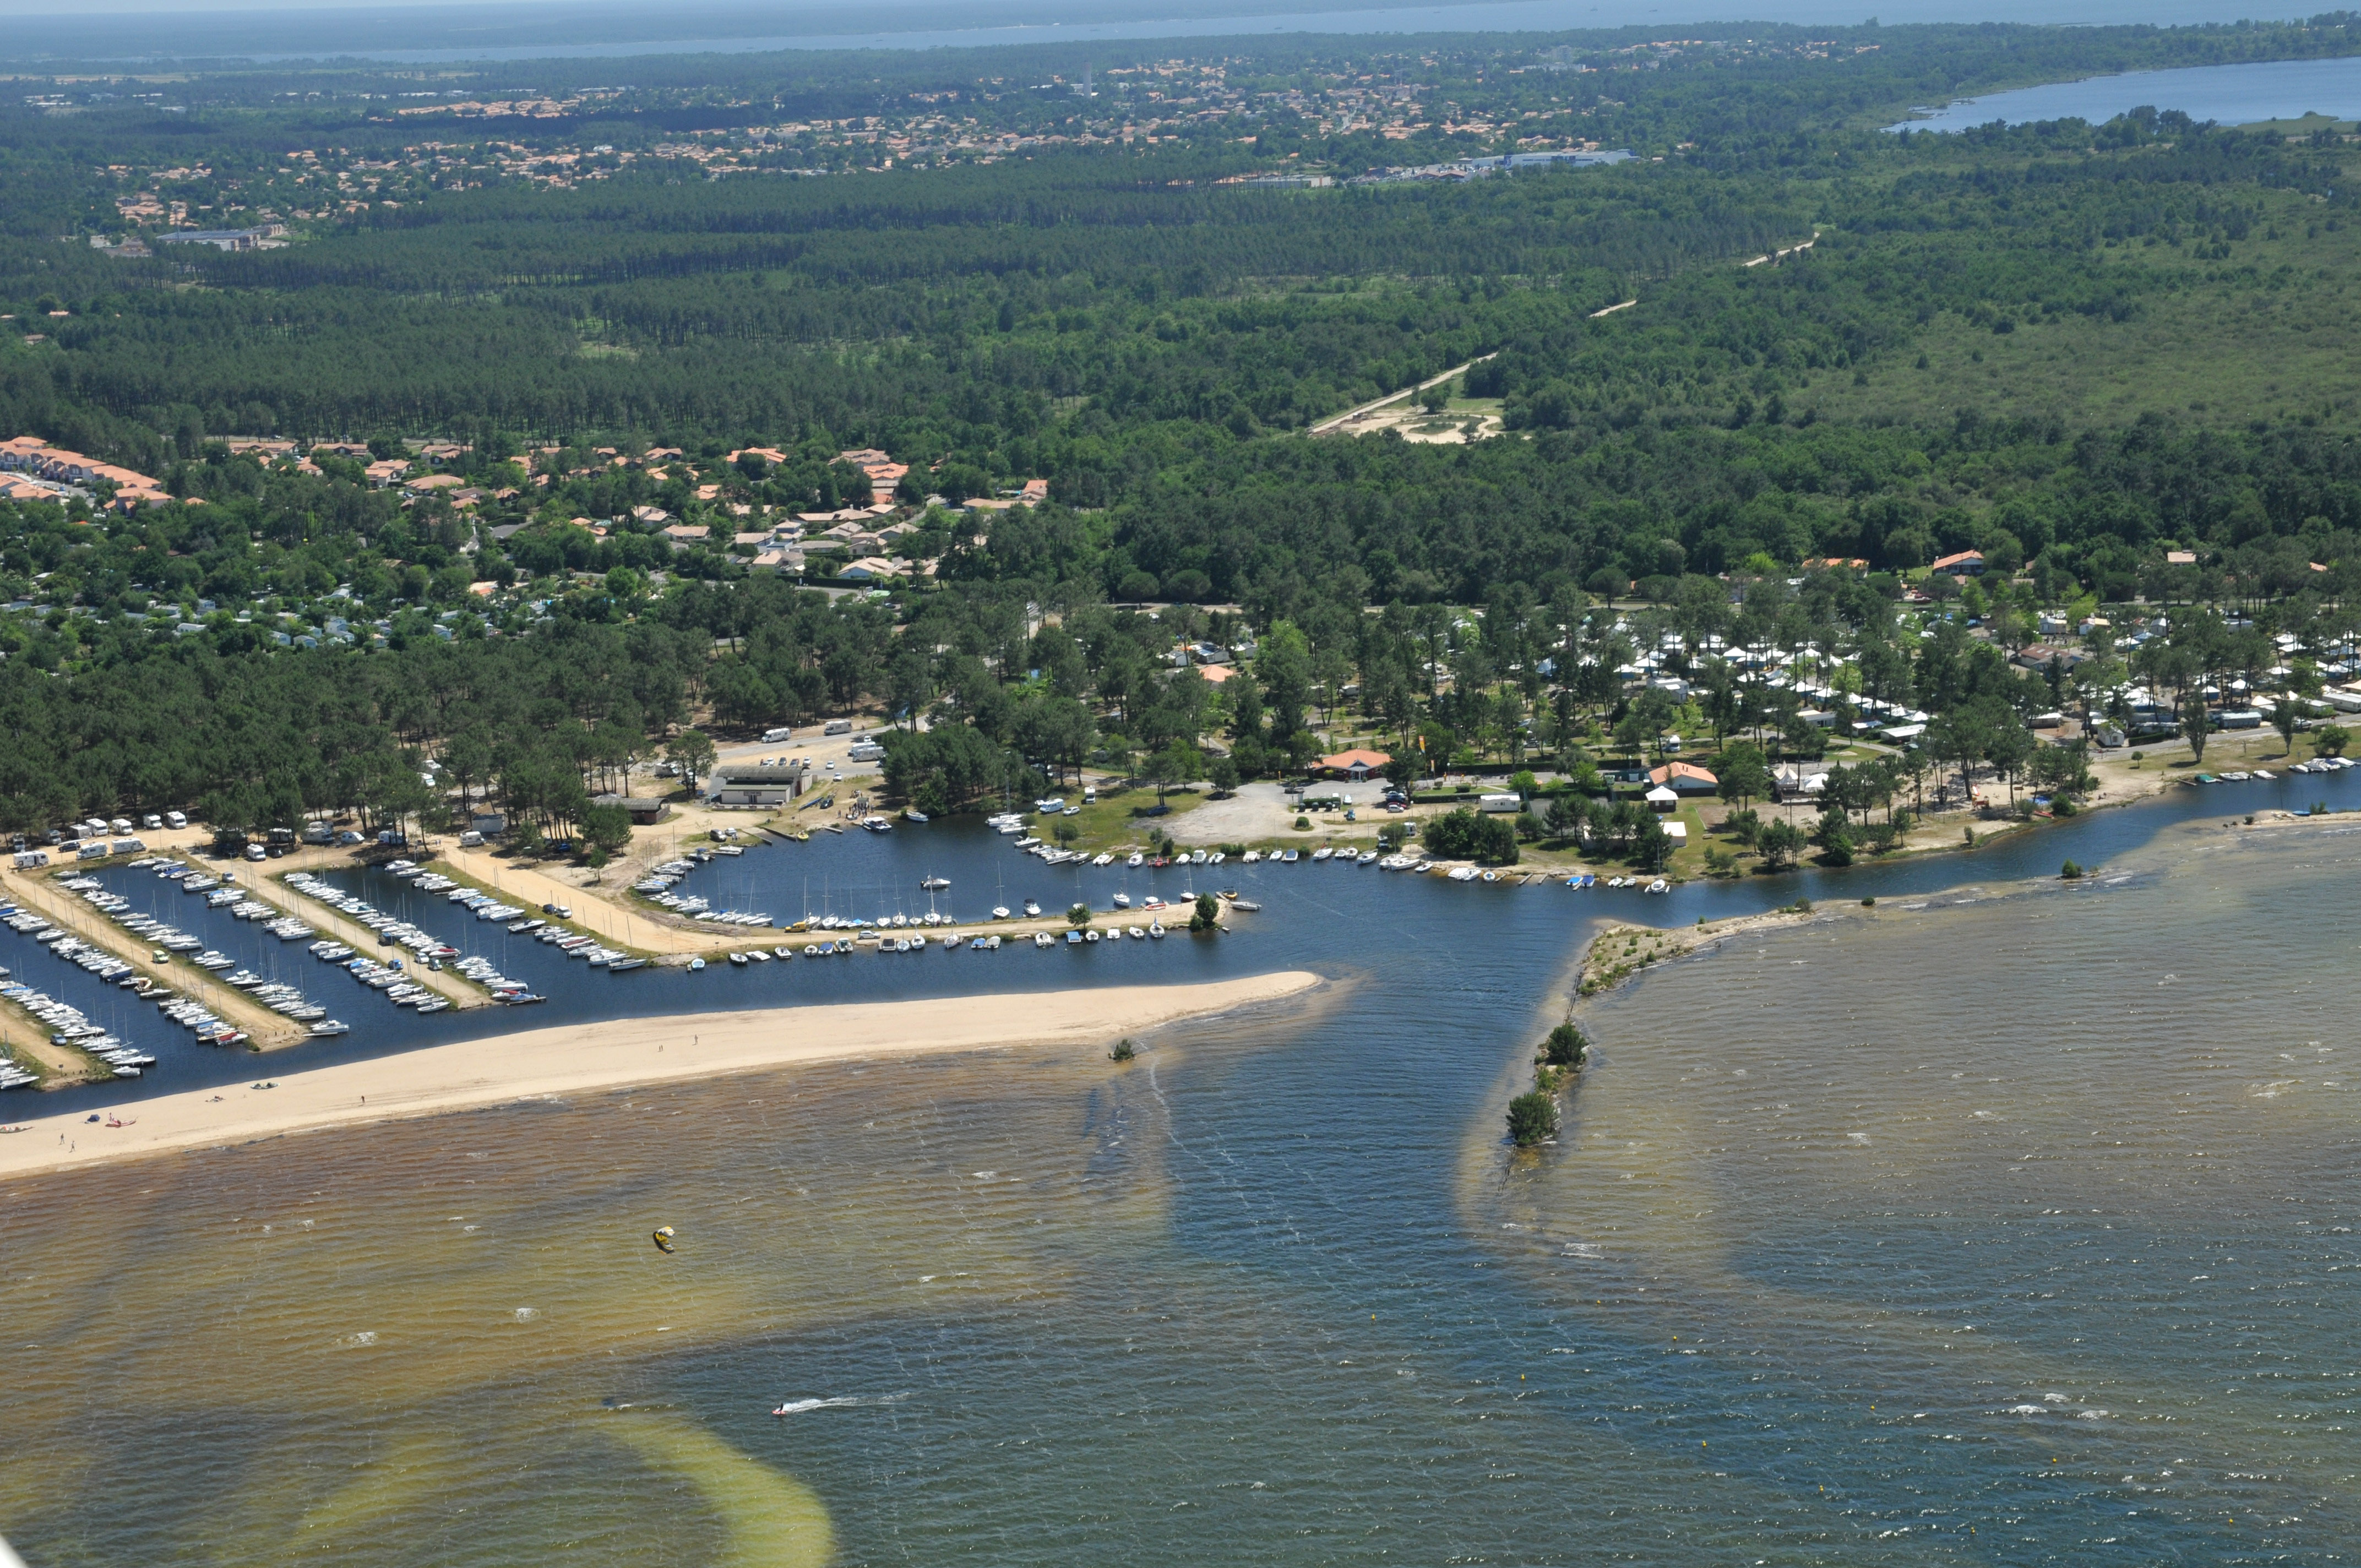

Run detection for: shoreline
[[1574, 904, 1824, 998], [0, 971, 1323, 1180], [1565, 801, 2357, 1007]]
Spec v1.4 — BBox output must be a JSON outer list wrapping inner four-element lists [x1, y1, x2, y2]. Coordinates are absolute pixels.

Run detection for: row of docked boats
[[717, 919, 1172, 965], [69, 867, 349, 1036], [633, 857, 774, 925], [0, 960, 156, 1082], [534, 923, 639, 971], [293, 862, 563, 995], [1034, 924, 1166, 946], [279, 868, 467, 1008], [107, 858, 352, 1025]]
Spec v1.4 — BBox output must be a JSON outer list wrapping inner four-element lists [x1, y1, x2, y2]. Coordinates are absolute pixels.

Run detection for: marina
[[4, 759, 2358, 1110]]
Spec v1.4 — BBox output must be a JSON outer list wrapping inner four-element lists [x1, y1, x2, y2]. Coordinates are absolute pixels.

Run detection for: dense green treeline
[[1035, 413, 2361, 611], [0, 582, 905, 837], [8, 160, 1801, 447]]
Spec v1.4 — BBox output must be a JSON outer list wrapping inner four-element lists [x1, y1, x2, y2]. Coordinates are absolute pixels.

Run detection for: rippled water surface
[[3, 792, 2357, 1564]]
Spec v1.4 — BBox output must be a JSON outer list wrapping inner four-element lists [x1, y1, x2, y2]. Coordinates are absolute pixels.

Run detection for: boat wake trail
[[770, 1391, 912, 1416]]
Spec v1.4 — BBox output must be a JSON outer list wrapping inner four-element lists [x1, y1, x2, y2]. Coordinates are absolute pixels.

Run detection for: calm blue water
[[1895, 51, 2361, 129], [11, 760, 2358, 1115]]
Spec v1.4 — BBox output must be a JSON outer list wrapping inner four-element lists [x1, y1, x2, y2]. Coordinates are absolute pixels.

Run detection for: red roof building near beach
[[1317, 748, 1393, 779]]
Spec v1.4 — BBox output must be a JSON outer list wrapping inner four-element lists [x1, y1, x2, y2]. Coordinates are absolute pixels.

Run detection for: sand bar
[[0, 971, 1323, 1179]]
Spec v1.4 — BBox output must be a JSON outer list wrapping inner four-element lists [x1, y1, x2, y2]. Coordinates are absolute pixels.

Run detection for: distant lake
[[1892, 52, 2361, 131]]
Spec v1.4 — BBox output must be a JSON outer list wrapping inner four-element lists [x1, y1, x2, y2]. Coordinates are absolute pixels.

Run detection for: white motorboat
[[992, 906, 1011, 920], [1023, 900, 1041, 917], [1127, 852, 1144, 868], [1112, 892, 1130, 909], [1645, 878, 1669, 894]]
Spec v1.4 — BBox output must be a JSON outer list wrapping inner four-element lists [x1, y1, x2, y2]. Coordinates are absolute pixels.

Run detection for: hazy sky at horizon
[[0, 0, 2321, 63]]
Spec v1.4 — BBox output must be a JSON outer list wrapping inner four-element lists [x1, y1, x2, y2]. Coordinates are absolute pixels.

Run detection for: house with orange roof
[[1930, 549, 1985, 576]]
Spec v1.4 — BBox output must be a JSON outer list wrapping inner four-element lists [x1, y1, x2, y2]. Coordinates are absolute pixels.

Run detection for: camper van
[[823, 718, 853, 736], [847, 741, 886, 764], [165, 810, 187, 830], [762, 726, 795, 743]]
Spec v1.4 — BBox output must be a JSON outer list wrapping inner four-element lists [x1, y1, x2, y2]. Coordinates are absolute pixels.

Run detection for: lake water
[[3, 768, 2358, 1563], [1895, 52, 2361, 130]]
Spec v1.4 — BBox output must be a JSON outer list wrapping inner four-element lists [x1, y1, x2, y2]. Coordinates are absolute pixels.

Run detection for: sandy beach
[[0, 971, 1323, 1179]]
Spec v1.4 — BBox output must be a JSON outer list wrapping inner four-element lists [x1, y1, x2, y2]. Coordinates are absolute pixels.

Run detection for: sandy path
[[1309, 353, 1498, 434], [438, 843, 710, 953], [0, 971, 1323, 1178]]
